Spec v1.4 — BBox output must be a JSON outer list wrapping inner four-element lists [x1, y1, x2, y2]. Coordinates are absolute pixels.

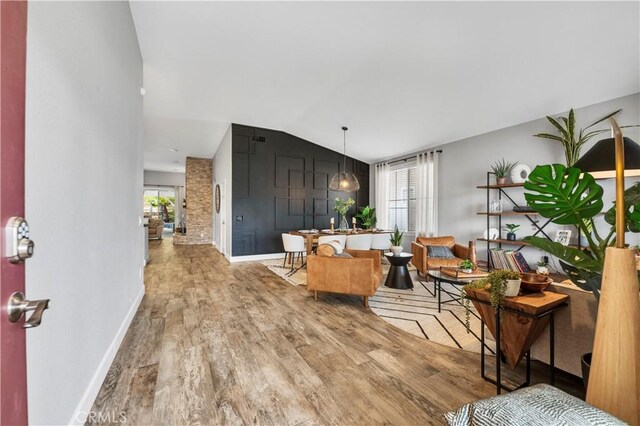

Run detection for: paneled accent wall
[[185, 156, 213, 244], [231, 124, 369, 256]]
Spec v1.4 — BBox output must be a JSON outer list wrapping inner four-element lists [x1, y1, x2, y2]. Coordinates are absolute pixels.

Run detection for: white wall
[[375, 93, 640, 265], [143, 170, 185, 187], [24, 2, 144, 425], [213, 125, 232, 258]]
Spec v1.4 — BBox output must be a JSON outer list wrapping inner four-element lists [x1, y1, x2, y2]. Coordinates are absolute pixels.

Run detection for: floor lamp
[[579, 118, 640, 424]]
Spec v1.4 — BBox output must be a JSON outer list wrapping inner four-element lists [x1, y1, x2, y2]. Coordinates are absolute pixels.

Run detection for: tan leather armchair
[[148, 218, 165, 240], [411, 236, 475, 276], [307, 249, 383, 307]]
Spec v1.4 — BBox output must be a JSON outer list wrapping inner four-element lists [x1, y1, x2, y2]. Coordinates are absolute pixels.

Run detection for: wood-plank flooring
[[89, 239, 582, 425]]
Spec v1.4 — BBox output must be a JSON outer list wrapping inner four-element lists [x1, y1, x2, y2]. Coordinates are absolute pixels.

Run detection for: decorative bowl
[[520, 272, 552, 292]]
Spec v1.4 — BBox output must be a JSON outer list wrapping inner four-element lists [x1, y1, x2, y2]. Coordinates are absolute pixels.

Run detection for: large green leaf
[[605, 183, 640, 233], [559, 262, 601, 301], [524, 164, 604, 225], [523, 236, 602, 272]]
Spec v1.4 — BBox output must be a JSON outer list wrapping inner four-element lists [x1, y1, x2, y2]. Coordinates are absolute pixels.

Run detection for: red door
[[1, 1, 29, 424]]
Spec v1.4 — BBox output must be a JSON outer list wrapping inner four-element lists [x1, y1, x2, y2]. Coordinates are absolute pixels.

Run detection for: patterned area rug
[[262, 257, 491, 355], [369, 279, 493, 355]]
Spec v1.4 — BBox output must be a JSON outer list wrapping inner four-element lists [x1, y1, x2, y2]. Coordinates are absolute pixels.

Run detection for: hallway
[[89, 241, 537, 424]]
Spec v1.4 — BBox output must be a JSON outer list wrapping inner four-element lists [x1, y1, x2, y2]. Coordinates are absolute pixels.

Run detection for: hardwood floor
[[89, 239, 582, 425]]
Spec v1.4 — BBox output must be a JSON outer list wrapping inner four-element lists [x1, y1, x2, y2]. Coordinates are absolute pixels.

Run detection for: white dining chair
[[371, 233, 392, 252], [281, 234, 306, 271], [345, 234, 373, 250], [317, 234, 347, 249]]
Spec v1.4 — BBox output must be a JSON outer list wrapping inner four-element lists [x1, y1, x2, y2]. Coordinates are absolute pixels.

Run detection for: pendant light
[[329, 126, 360, 192]]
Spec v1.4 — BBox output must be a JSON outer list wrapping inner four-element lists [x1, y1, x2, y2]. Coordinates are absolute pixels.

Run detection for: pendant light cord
[[342, 126, 348, 173]]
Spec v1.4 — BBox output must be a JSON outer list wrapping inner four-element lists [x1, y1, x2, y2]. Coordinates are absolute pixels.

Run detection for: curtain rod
[[384, 149, 443, 166]]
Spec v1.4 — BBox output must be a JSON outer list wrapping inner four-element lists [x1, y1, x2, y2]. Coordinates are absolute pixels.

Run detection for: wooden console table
[[465, 288, 569, 394]]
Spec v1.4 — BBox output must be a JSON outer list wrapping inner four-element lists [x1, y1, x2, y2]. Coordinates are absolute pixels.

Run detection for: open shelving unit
[[478, 172, 557, 270]]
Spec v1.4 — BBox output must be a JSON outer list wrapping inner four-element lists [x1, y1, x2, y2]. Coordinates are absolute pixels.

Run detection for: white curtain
[[416, 151, 439, 237], [374, 163, 390, 230]]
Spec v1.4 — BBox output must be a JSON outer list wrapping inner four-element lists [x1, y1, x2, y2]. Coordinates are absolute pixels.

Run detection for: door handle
[[7, 292, 50, 329]]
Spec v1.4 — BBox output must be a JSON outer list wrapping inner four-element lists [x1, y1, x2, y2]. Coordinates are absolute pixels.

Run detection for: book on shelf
[[489, 248, 532, 273]]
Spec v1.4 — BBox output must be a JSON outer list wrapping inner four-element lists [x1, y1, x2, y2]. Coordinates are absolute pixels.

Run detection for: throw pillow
[[334, 252, 353, 258], [427, 245, 455, 259], [325, 240, 343, 254], [316, 244, 336, 257]]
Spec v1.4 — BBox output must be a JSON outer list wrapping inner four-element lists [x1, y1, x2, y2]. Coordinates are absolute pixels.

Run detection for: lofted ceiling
[[130, 1, 640, 172]]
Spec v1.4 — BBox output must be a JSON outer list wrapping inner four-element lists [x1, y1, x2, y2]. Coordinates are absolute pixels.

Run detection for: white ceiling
[[131, 1, 640, 172]]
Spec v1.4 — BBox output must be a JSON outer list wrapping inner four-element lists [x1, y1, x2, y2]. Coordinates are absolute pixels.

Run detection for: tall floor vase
[[586, 247, 640, 424]]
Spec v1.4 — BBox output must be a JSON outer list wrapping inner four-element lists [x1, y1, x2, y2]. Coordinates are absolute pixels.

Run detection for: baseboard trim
[[229, 252, 285, 263], [67, 284, 145, 426]]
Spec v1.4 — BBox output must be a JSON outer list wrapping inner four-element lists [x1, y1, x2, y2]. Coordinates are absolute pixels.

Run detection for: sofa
[[411, 236, 475, 275], [307, 248, 383, 307], [147, 218, 165, 240]]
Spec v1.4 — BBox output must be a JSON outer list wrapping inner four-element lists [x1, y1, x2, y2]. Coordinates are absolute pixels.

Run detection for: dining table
[[288, 229, 392, 255]]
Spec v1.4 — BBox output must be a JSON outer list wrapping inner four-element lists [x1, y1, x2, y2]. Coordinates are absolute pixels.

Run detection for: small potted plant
[[354, 205, 377, 230], [461, 269, 521, 332], [505, 223, 520, 241], [459, 259, 475, 273], [491, 158, 518, 185], [536, 258, 549, 275], [389, 226, 404, 256]]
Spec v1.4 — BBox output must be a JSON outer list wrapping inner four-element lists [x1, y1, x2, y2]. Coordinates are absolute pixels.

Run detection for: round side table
[[384, 253, 414, 290]]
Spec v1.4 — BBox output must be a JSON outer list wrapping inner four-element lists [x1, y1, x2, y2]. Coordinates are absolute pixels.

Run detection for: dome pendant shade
[[329, 126, 360, 192], [329, 172, 360, 192], [574, 137, 640, 178]]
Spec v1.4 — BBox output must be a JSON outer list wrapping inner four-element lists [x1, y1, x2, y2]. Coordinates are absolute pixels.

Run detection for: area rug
[[261, 258, 490, 355], [369, 280, 493, 355]]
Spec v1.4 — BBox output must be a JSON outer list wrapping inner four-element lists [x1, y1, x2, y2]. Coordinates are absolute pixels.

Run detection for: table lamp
[[584, 118, 640, 424]]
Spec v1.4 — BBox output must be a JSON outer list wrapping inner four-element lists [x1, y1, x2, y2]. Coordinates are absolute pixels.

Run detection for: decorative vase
[[462, 268, 473, 274], [338, 214, 349, 231], [504, 279, 521, 297], [391, 246, 403, 256], [536, 266, 549, 275], [496, 177, 507, 185], [506, 232, 516, 241]]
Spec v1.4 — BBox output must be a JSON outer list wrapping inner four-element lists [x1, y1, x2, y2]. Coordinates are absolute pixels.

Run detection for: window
[[388, 166, 417, 232], [143, 188, 176, 231]]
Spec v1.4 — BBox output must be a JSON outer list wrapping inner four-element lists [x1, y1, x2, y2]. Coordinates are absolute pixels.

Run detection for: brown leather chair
[[307, 249, 383, 307], [411, 236, 475, 276]]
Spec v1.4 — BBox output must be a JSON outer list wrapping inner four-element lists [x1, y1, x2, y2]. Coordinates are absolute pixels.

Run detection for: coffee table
[[427, 268, 487, 312], [384, 253, 414, 290]]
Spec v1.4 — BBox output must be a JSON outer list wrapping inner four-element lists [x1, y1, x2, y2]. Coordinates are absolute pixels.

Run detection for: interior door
[[1, 2, 49, 424], [1, 1, 29, 423]]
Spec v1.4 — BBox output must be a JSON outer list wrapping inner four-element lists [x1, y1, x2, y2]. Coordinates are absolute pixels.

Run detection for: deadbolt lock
[[5, 217, 34, 263]]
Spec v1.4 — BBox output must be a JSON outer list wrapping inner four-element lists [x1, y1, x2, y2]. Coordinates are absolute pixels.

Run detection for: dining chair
[[345, 234, 373, 250], [281, 234, 306, 271], [317, 234, 347, 249], [371, 233, 392, 252]]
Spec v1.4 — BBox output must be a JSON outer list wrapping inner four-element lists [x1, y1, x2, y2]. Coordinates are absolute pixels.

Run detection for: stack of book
[[489, 248, 531, 273]]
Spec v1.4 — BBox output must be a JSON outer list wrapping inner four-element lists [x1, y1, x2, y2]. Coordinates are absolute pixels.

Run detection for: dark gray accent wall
[[231, 124, 370, 256]]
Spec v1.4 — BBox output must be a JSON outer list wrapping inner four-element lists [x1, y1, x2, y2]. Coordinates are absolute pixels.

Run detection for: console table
[[464, 288, 569, 394]]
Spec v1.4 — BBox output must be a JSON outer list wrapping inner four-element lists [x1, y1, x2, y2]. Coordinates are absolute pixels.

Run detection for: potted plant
[[354, 205, 377, 229], [505, 223, 520, 241], [389, 226, 404, 256], [533, 108, 638, 166], [459, 259, 475, 273], [461, 269, 521, 331], [333, 197, 355, 230], [523, 164, 640, 388], [536, 258, 549, 275], [491, 158, 518, 185]]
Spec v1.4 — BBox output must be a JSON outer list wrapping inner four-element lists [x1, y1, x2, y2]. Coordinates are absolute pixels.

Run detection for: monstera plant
[[523, 164, 640, 301]]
